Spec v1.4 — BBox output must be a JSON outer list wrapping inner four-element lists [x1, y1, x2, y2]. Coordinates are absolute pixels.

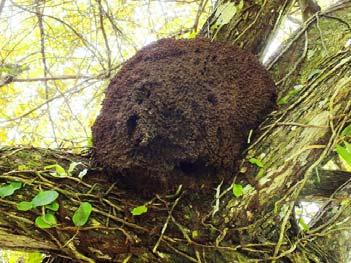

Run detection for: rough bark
[[1, 1, 351, 262], [200, 0, 293, 56]]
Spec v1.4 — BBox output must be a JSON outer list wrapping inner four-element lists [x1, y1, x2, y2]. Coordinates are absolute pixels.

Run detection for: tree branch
[[35, 1, 59, 146]]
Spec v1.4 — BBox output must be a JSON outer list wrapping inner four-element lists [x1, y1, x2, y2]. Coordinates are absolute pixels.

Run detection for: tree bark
[[1, 1, 351, 262], [200, 0, 293, 55]]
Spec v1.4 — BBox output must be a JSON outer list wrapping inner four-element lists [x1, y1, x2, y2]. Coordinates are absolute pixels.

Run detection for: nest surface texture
[[92, 38, 276, 194]]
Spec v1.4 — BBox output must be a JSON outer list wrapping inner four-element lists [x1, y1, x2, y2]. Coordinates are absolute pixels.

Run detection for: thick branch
[[0, 230, 56, 251]]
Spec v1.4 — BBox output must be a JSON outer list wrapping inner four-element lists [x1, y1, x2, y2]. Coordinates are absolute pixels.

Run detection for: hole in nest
[[127, 114, 138, 136], [179, 161, 198, 174], [178, 160, 216, 176], [207, 94, 217, 105]]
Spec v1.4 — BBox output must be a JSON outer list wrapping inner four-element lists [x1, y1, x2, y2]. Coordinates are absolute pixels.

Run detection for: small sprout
[[298, 218, 310, 231], [46, 202, 60, 212], [72, 202, 93, 227], [131, 205, 148, 216], [35, 214, 57, 229], [0, 182, 22, 198], [17, 201, 34, 211], [249, 158, 264, 168], [232, 184, 243, 198], [31, 190, 59, 207], [44, 164, 67, 177]]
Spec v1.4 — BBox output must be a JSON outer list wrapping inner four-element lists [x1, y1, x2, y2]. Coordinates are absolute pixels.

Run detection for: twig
[[35, 1, 59, 146], [152, 193, 183, 253], [276, 31, 309, 86], [272, 201, 294, 260]]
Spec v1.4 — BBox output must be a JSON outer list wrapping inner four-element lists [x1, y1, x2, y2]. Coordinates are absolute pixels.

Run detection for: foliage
[[232, 183, 243, 198], [131, 205, 148, 216], [0, 182, 22, 198], [1, 0, 351, 262], [0, 0, 212, 148], [72, 202, 93, 226]]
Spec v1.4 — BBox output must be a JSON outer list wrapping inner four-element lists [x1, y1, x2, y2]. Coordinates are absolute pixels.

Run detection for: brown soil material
[[92, 38, 276, 196]]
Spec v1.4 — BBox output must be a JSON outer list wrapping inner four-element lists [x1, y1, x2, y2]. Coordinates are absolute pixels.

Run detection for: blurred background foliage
[[0, 0, 212, 149]]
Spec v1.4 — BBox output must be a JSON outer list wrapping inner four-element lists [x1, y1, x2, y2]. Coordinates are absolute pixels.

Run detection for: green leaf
[[17, 201, 34, 211], [345, 141, 351, 153], [72, 202, 93, 226], [0, 182, 22, 198], [131, 205, 148, 216], [336, 144, 351, 166], [46, 201, 60, 211], [341, 124, 351, 137], [249, 158, 264, 168], [232, 184, 243, 198], [31, 190, 59, 207], [44, 164, 67, 177], [298, 218, 310, 231], [35, 214, 57, 229]]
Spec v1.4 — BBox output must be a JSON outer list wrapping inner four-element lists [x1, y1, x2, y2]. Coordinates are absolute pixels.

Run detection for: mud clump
[[92, 38, 276, 196]]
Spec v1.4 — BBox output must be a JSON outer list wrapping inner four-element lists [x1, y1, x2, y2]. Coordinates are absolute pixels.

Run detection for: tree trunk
[[199, 0, 293, 55], [1, 1, 351, 262]]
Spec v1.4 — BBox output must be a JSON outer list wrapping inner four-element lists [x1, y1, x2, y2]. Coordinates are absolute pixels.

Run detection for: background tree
[[1, 0, 351, 262]]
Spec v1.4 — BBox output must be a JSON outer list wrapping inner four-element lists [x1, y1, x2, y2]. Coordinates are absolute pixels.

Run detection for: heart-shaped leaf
[[45, 202, 60, 212], [31, 190, 59, 207], [17, 201, 34, 211], [35, 214, 57, 229], [0, 182, 22, 198], [232, 184, 243, 198], [72, 202, 92, 227]]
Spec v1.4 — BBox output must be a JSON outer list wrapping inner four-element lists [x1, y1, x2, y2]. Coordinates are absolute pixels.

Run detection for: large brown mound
[[92, 38, 276, 196]]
